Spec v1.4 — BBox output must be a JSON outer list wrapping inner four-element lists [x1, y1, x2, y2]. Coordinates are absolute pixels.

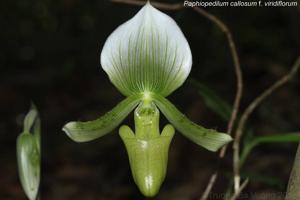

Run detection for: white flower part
[[101, 2, 192, 97]]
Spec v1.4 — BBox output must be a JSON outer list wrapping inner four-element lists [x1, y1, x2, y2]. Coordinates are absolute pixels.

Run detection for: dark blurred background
[[0, 0, 299, 199]]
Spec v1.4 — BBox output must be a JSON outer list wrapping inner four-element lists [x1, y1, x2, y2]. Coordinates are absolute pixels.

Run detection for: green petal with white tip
[[62, 95, 141, 142], [153, 94, 232, 152], [101, 2, 192, 97]]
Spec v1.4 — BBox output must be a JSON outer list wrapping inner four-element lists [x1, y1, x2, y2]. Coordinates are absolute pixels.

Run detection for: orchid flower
[[17, 104, 41, 200], [63, 2, 232, 197]]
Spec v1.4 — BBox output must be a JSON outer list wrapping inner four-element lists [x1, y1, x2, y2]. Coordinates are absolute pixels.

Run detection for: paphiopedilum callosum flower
[[63, 2, 232, 197], [17, 104, 41, 200]]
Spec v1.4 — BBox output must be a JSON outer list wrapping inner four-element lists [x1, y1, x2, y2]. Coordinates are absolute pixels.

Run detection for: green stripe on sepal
[[153, 94, 232, 152], [62, 95, 141, 142], [101, 2, 192, 97]]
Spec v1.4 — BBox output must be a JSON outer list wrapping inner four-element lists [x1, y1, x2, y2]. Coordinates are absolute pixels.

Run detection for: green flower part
[[17, 104, 41, 200], [63, 2, 232, 197], [119, 102, 175, 197]]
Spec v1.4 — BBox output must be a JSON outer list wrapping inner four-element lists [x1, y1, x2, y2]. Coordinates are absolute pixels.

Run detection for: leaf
[[240, 132, 300, 167], [188, 79, 232, 121], [241, 172, 285, 189], [153, 94, 232, 152], [62, 95, 141, 142], [100, 2, 192, 97]]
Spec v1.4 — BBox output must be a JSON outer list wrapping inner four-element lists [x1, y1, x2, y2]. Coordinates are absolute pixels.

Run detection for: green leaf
[[62, 95, 141, 142], [188, 79, 232, 121], [153, 94, 232, 152], [241, 172, 284, 189], [240, 132, 300, 167]]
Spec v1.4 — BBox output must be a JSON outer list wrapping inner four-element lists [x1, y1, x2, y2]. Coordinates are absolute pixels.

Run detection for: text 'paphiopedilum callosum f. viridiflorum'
[[62, 2, 232, 197]]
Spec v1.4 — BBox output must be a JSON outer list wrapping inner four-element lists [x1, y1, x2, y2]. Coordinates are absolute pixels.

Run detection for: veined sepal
[[119, 101, 175, 197], [101, 2, 192, 97]]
